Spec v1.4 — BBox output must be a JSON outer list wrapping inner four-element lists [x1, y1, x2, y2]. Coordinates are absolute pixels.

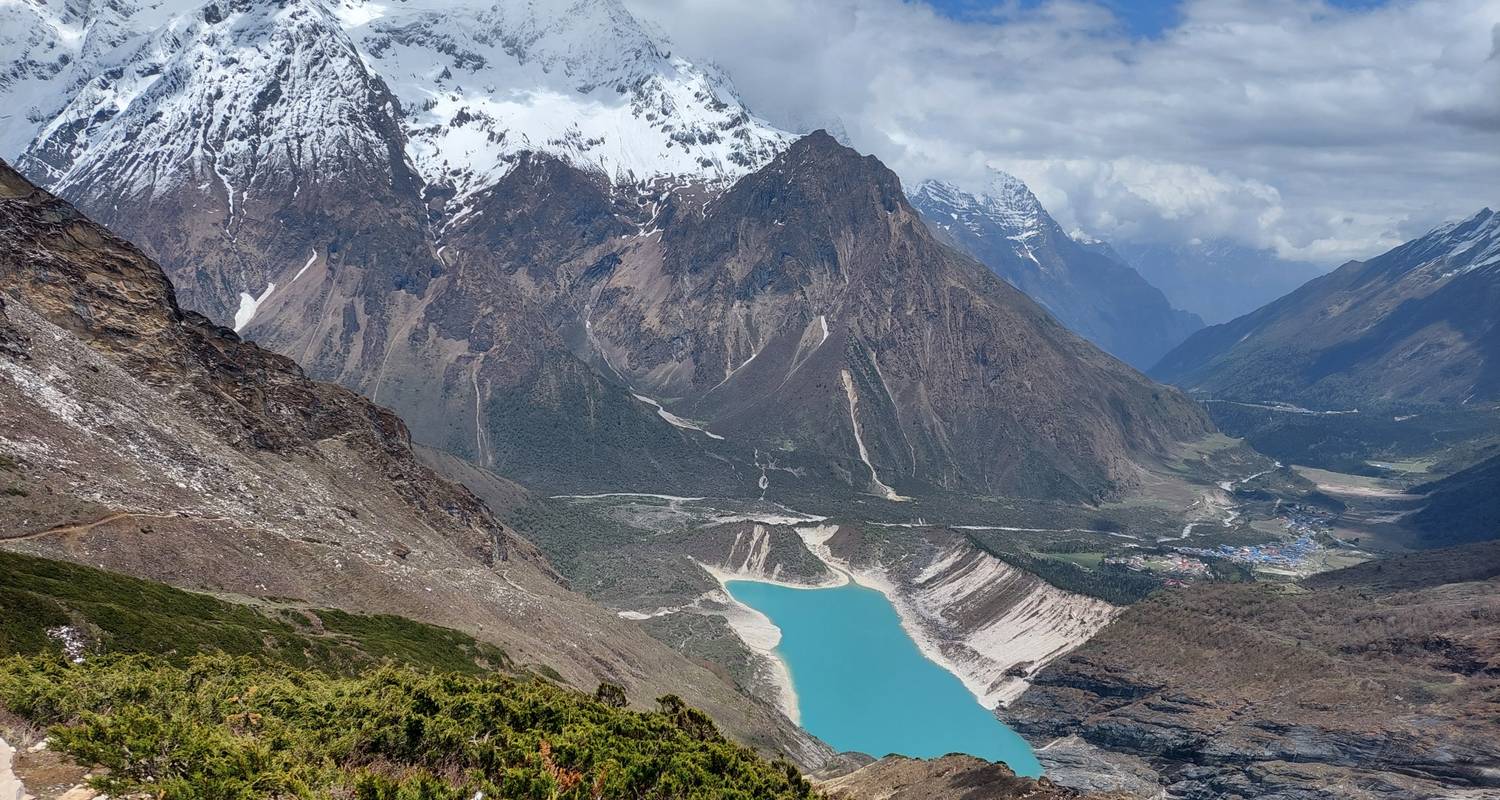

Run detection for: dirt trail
[[3, 511, 228, 543]]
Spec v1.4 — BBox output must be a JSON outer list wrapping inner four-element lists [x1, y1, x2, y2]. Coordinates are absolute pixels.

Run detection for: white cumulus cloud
[[628, 0, 1500, 265]]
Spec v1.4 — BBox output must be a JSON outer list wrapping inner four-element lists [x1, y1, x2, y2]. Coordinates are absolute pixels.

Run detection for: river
[[725, 579, 1042, 776]]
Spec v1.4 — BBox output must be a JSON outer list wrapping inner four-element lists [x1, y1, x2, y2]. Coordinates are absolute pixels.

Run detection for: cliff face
[[0, 161, 836, 770], [1005, 542, 1500, 799], [817, 525, 1120, 709]]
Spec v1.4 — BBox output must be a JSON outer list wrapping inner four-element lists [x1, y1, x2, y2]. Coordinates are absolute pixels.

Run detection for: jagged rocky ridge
[[0, 160, 838, 769], [1153, 208, 1500, 409], [911, 176, 1203, 370]]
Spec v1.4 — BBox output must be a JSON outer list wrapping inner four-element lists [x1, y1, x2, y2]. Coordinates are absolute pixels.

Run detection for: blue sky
[[921, 0, 1392, 37]]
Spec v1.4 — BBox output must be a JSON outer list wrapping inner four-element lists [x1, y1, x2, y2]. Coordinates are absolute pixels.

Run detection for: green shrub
[[0, 655, 820, 800]]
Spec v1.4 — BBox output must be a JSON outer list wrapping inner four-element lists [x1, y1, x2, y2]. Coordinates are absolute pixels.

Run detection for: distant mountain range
[[1, 0, 1213, 503], [911, 176, 1203, 370], [1113, 240, 1326, 326], [1153, 208, 1500, 410]]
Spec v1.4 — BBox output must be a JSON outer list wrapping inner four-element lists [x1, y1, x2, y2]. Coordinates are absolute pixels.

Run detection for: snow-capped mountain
[[0, 0, 794, 333], [2, 0, 792, 205], [911, 174, 1202, 370], [16, 0, 409, 207], [343, 0, 790, 196], [1154, 208, 1500, 407], [914, 173, 1049, 261]]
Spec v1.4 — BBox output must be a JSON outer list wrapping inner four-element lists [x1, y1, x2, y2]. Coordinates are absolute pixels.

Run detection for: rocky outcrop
[[0, 161, 837, 771], [0, 736, 22, 800], [687, 522, 841, 586], [1005, 546, 1500, 799], [820, 754, 1128, 800]]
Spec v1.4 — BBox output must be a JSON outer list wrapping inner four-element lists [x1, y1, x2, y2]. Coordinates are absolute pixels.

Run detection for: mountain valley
[[0, 160, 836, 770], [1, 0, 1497, 798], [1153, 208, 1500, 411]]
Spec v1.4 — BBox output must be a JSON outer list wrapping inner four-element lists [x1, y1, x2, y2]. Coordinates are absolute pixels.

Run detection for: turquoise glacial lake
[[725, 579, 1042, 775]]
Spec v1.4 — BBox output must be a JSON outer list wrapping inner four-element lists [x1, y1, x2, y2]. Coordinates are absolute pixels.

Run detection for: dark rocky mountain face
[[911, 178, 1203, 371], [1152, 209, 1500, 410], [355, 154, 750, 493], [0, 161, 836, 769], [565, 133, 1213, 500]]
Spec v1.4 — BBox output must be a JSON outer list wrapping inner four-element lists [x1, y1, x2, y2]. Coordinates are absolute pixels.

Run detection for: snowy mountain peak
[[911, 172, 1051, 246], [984, 170, 1044, 218], [347, 0, 791, 195], [1404, 207, 1500, 280], [2, 0, 794, 204], [14, 0, 406, 212]]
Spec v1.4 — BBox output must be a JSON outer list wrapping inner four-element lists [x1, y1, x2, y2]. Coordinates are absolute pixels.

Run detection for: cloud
[[627, 0, 1500, 264]]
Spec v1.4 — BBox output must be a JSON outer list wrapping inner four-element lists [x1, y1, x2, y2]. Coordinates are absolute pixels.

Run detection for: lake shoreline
[[723, 576, 1043, 775]]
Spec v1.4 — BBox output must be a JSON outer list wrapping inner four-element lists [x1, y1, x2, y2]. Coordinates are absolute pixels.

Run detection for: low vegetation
[[0, 549, 507, 674], [0, 550, 821, 799], [0, 656, 817, 800], [1409, 454, 1500, 548]]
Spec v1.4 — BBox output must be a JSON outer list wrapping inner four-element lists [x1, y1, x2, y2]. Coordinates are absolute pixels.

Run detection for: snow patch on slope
[[293, 249, 319, 281], [233, 283, 276, 333]]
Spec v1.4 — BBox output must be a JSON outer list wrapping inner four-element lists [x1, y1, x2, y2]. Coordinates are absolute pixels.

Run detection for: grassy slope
[[0, 548, 509, 674]]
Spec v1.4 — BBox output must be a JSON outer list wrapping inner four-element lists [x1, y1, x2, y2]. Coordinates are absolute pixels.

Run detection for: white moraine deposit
[[880, 545, 1120, 707]]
